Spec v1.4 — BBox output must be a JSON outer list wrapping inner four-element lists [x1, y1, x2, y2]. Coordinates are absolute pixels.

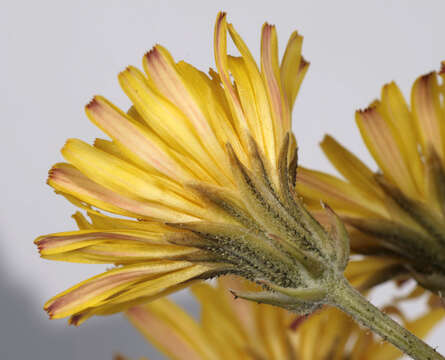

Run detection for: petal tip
[[356, 105, 378, 117], [47, 165, 61, 182], [44, 302, 57, 319], [85, 97, 99, 111], [216, 11, 227, 21], [144, 46, 158, 61], [68, 314, 82, 326]]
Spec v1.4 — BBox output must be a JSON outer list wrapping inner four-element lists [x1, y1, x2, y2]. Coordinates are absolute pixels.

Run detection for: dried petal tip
[[85, 97, 99, 110]]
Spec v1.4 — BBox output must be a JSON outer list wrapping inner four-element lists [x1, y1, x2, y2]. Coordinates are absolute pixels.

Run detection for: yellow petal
[[86, 96, 186, 180], [44, 261, 193, 319], [218, 276, 270, 358], [280, 31, 308, 111], [69, 280, 195, 326], [226, 17, 277, 166], [381, 82, 424, 193], [356, 106, 419, 198], [228, 56, 265, 153], [350, 331, 373, 360], [85, 211, 169, 231], [61, 139, 208, 220], [345, 258, 401, 288], [176, 61, 249, 165], [298, 308, 324, 359], [143, 46, 231, 176], [35, 229, 196, 264], [48, 163, 196, 221], [118, 66, 230, 187], [257, 304, 289, 359], [412, 72, 445, 161], [36, 229, 159, 253], [213, 12, 249, 147], [127, 300, 220, 360], [320, 135, 382, 199], [407, 307, 445, 337], [296, 167, 387, 217], [261, 23, 290, 145], [317, 309, 353, 360], [71, 212, 93, 230], [94, 137, 217, 186], [192, 282, 247, 348], [95, 264, 213, 308]]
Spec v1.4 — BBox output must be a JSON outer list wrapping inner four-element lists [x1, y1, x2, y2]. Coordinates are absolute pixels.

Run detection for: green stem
[[329, 277, 444, 360]]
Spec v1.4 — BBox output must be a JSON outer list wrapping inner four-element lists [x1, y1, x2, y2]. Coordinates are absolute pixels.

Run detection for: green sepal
[[344, 216, 444, 266], [322, 202, 350, 271], [257, 279, 327, 302], [229, 289, 320, 314], [227, 143, 324, 275]]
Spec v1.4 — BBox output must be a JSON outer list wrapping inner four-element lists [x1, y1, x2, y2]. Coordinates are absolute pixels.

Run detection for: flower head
[[37, 12, 354, 324], [35, 14, 445, 359], [119, 277, 444, 360], [297, 64, 445, 296]]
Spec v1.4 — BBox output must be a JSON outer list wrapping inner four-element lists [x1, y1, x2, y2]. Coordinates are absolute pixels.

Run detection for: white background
[[1, 1, 445, 359]]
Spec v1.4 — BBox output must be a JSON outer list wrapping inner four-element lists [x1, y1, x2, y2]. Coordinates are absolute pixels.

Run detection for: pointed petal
[[48, 163, 198, 222], [176, 60, 248, 165], [143, 46, 230, 176], [280, 31, 308, 111], [356, 106, 419, 198], [227, 18, 277, 165], [381, 82, 424, 192], [228, 55, 265, 152], [118, 66, 230, 187], [256, 304, 290, 359], [296, 167, 388, 217], [85, 96, 187, 180], [35, 229, 197, 264], [69, 280, 196, 326], [104, 264, 218, 307], [127, 300, 219, 360], [320, 135, 382, 199], [345, 258, 402, 289], [412, 72, 445, 161], [44, 261, 194, 319], [261, 23, 290, 143], [213, 12, 249, 145], [192, 282, 248, 353], [71, 212, 93, 230], [61, 139, 208, 219]]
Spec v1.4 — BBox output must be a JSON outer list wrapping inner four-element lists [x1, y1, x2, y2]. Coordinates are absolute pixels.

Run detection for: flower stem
[[329, 277, 444, 360]]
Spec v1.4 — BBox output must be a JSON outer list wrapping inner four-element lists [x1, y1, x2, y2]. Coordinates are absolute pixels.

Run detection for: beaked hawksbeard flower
[[297, 65, 445, 298], [36, 12, 315, 324], [36, 12, 444, 360], [117, 278, 444, 360]]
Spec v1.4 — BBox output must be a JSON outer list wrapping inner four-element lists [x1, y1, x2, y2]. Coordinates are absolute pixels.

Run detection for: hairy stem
[[328, 276, 444, 360]]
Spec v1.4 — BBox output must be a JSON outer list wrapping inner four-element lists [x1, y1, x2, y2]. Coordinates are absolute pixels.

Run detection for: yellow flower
[[36, 12, 313, 325], [119, 277, 444, 360], [35, 12, 445, 359], [297, 65, 445, 295]]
